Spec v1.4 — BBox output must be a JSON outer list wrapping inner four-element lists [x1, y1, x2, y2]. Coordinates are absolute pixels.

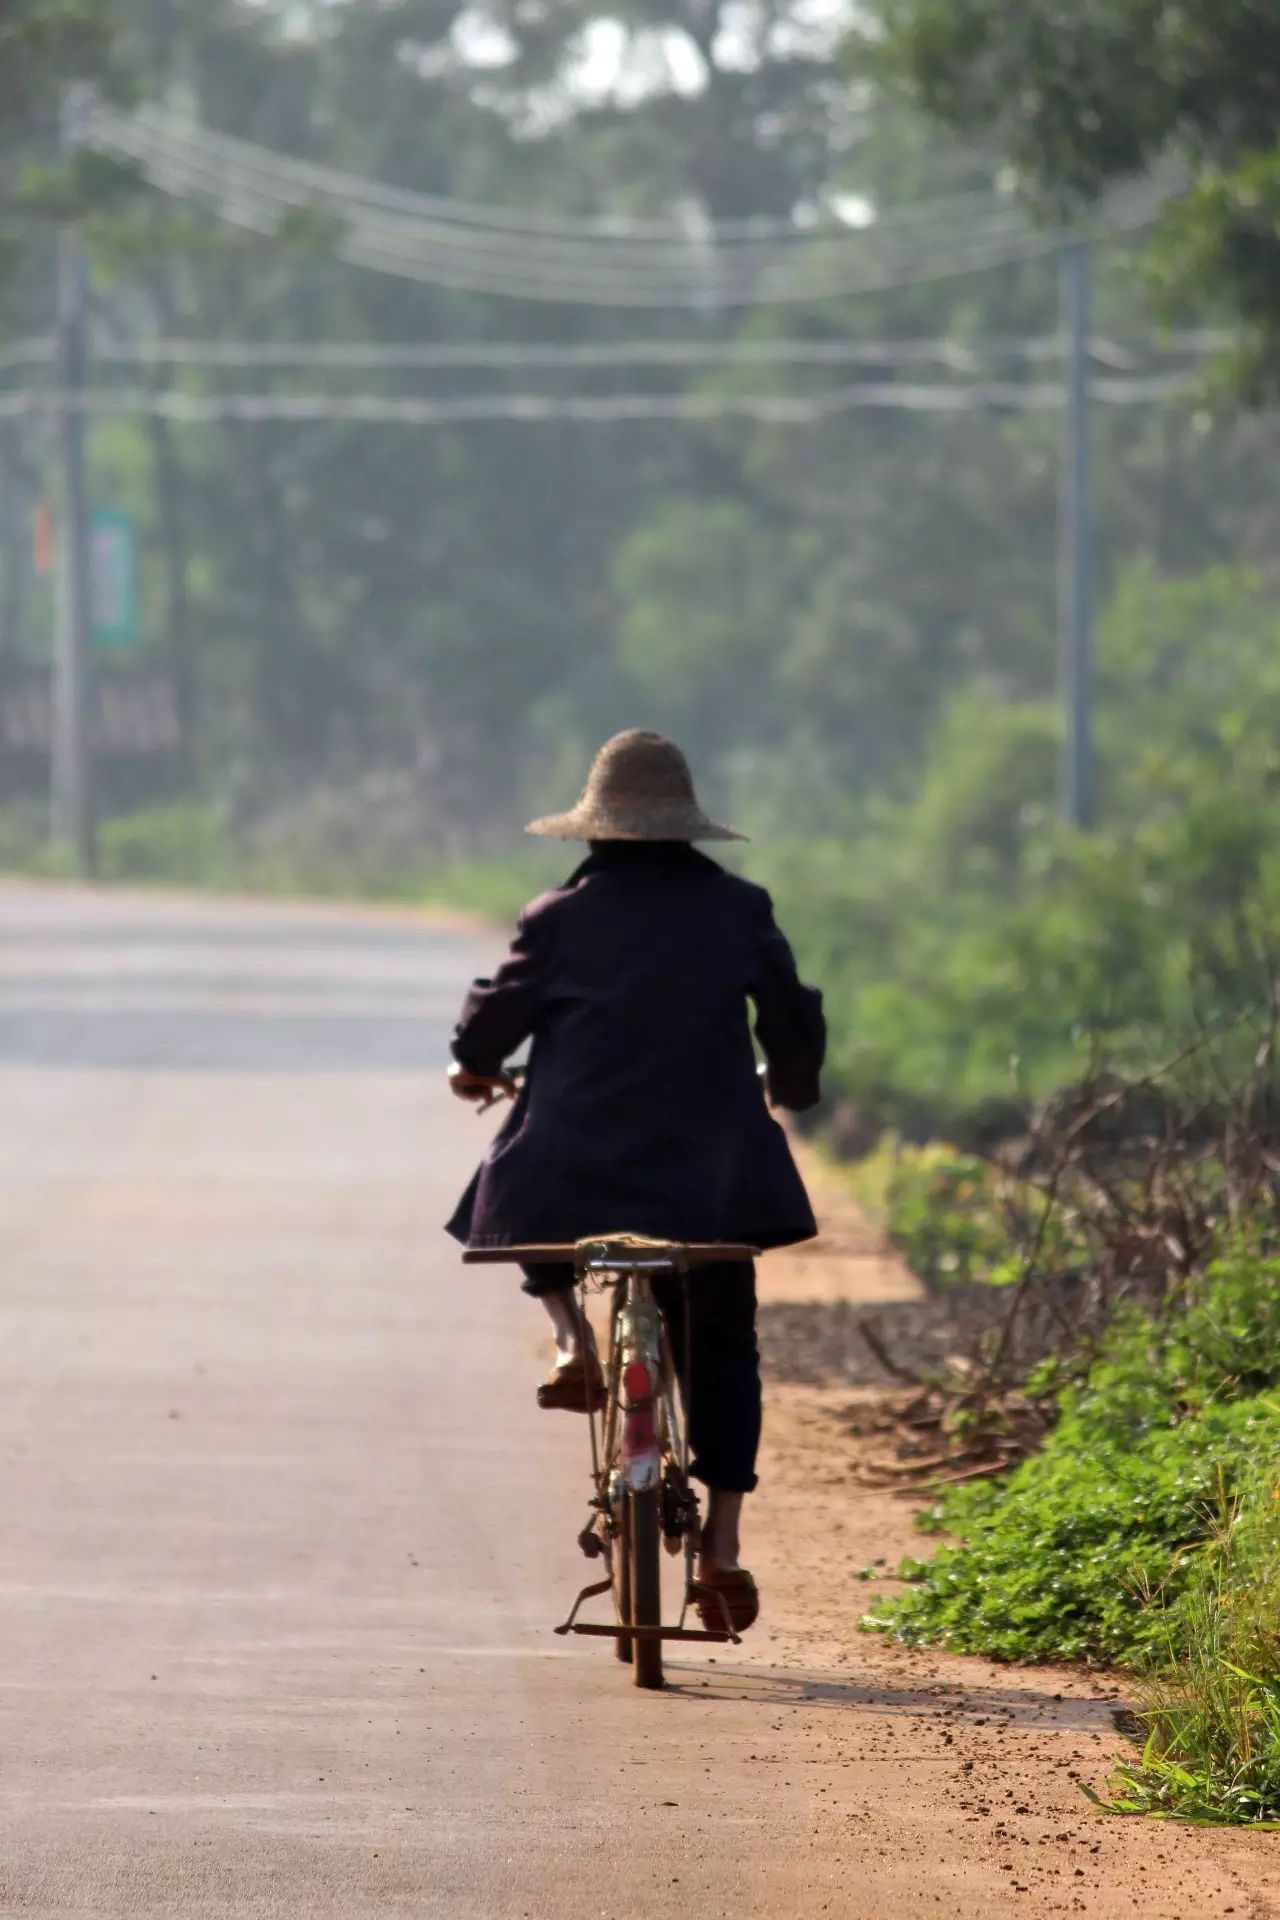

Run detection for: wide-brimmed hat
[[525, 729, 745, 843]]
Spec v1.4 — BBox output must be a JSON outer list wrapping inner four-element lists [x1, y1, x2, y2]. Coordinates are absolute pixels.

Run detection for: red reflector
[[623, 1360, 652, 1401]]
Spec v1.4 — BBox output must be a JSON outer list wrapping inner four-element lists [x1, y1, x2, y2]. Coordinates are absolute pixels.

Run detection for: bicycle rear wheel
[[628, 1485, 664, 1690]]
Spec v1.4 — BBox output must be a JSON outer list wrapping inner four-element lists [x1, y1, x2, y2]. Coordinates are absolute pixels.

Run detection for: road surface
[[0, 883, 1269, 1920], [0, 883, 868, 1919]]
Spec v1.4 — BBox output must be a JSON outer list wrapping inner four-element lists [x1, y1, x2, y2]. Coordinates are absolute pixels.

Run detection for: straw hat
[[525, 729, 745, 843]]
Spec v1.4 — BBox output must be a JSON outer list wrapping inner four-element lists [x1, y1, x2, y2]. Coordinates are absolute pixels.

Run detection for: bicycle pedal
[[577, 1522, 606, 1560]]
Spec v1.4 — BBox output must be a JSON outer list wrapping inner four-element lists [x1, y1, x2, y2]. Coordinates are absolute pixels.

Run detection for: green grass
[[1103, 1470, 1280, 1825], [0, 800, 555, 922], [865, 1243, 1280, 1821]]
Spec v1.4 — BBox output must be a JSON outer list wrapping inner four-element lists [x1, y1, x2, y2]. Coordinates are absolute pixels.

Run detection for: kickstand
[[554, 1575, 614, 1636]]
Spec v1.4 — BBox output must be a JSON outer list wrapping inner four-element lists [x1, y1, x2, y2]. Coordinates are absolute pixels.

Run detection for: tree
[[0, 2, 117, 132], [872, 0, 1280, 394], [1, 0, 130, 293], [6, 0, 1280, 853]]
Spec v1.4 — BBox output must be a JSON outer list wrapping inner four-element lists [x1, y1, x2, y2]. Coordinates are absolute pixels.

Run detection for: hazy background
[[4, 0, 1280, 1142]]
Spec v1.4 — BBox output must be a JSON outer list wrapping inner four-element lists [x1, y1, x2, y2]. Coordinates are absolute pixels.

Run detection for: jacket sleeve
[[750, 892, 826, 1112], [450, 907, 547, 1076]]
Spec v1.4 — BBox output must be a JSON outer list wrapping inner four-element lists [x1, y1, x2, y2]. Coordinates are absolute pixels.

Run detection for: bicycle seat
[[463, 1236, 760, 1270]]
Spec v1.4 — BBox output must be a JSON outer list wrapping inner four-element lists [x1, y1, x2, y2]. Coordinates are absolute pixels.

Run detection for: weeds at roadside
[[1097, 1468, 1280, 1825], [863, 1245, 1280, 1821], [840, 1003, 1280, 1490]]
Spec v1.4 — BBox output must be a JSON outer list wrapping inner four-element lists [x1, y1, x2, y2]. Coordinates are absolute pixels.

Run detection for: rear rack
[[463, 1239, 761, 1269]]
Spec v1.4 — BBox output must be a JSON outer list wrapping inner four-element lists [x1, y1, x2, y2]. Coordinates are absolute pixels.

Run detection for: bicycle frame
[[460, 1226, 755, 1669], [554, 1247, 741, 1649]]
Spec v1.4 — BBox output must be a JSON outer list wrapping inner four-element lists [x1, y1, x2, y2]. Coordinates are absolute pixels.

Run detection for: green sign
[[88, 508, 139, 649]]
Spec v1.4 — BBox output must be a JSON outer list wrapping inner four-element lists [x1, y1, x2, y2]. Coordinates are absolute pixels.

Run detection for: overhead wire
[[129, 111, 1152, 246], [87, 105, 1173, 307], [92, 114, 1021, 276], [97, 105, 1039, 268], [1, 331, 1232, 374], [94, 102, 1020, 245], [12, 104, 1195, 424], [0, 370, 1198, 426], [104, 104, 1178, 270], [77, 151, 1158, 306]]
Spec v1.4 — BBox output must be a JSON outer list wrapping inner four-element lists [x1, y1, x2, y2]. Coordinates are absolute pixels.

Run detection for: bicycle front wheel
[[628, 1485, 664, 1690]]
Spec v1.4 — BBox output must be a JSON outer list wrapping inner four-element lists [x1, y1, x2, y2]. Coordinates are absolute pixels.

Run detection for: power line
[[80, 153, 1156, 305], [101, 105, 1043, 268], [1, 330, 1232, 374], [88, 104, 1173, 306], [95, 102, 1017, 245], [0, 339, 59, 370], [96, 115, 1030, 283], [0, 371, 1196, 426]]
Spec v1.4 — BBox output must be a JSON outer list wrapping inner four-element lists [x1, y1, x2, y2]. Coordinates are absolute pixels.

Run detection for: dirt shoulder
[[745, 1146, 1279, 1919]]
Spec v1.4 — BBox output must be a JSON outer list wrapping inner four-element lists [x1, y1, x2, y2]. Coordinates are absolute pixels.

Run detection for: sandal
[[536, 1352, 607, 1414], [694, 1566, 760, 1635]]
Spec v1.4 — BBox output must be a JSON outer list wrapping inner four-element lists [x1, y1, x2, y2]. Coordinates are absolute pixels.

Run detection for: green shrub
[[847, 1135, 1020, 1288], [97, 803, 233, 885], [0, 803, 78, 878], [880, 1141, 1015, 1289], [866, 1247, 1280, 1666], [843, 1134, 1096, 1292]]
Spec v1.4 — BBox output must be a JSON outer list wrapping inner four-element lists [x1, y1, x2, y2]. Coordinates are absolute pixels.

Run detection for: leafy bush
[[855, 1139, 1016, 1289], [0, 804, 78, 878], [867, 1247, 1280, 1666], [97, 803, 233, 885]]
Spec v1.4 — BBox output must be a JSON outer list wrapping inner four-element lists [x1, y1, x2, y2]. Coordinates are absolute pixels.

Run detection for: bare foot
[[539, 1289, 595, 1369]]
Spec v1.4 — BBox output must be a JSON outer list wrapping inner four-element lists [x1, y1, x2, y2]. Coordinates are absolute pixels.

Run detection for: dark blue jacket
[[446, 843, 824, 1250]]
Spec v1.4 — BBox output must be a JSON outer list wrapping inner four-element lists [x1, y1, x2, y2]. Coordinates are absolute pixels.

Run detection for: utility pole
[[51, 85, 96, 873], [1058, 239, 1095, 829]]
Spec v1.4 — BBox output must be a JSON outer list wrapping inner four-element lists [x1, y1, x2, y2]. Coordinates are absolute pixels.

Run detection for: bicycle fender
[[623, 1399, 661, 1490]]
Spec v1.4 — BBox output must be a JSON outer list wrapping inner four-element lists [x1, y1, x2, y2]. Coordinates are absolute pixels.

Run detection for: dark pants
[[521, 1260, 761, 1493]]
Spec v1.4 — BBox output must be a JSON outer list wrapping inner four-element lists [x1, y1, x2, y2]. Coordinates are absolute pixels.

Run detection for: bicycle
[[464, 1232, 759, 1689]]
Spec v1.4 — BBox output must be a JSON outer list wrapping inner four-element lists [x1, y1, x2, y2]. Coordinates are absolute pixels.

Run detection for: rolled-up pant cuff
[[519, 1264, 575, 1300], [688, 1458, 759, 1493]]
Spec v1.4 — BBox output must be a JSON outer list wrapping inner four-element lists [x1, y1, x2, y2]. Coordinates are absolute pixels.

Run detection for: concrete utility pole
[[1058, 239, 1095, 830], [51, 86, 96, 873]]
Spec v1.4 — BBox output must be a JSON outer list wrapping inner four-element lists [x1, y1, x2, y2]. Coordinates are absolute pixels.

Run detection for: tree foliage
[[0, 1, 118, 131], [875, 0, 1280, 393], [746, 563, 1280, 1138], [1, 0, 1278, 877]]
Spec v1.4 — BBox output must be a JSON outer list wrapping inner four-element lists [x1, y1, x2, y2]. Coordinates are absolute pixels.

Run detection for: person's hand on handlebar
[[448, 1062, 521, 1111]]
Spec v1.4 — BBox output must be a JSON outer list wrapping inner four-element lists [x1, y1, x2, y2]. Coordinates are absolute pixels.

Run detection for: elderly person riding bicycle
[[446, 729, 825, 1633]]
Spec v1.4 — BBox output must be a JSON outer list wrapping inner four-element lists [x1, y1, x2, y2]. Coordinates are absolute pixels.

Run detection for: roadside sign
[[88, 508, 139, 649]]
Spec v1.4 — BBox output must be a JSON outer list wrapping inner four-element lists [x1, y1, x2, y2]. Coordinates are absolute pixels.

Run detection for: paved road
[[0, 884, 869, 1920]]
